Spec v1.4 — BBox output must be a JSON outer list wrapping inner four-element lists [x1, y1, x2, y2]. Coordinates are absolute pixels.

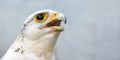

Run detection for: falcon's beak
[[45, 12, 66, 31]]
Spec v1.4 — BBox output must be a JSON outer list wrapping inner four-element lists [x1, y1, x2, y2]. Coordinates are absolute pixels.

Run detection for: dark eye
[[34, 13, 48, 23], [36, 14, 44, 20]]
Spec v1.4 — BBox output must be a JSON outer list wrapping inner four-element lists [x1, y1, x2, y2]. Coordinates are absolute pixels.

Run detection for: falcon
[[1, 10, 66, 60]]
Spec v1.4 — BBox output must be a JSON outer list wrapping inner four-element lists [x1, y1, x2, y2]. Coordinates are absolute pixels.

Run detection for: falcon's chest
[[1, 49, 55, 60], [1, 32, 59, 60]]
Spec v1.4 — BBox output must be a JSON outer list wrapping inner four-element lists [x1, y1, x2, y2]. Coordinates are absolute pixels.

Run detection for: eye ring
[[34, 13, 48, 23]]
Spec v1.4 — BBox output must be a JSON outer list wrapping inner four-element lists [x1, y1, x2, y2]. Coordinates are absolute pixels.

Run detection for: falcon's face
[[22, 10, 66, 40]]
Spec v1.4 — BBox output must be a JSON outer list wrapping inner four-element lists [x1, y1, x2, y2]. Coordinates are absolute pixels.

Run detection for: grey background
[[0, 0, 120, 60]]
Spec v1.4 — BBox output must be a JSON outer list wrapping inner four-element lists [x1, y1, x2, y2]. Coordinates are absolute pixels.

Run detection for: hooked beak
[[45, 12, 67, 31]]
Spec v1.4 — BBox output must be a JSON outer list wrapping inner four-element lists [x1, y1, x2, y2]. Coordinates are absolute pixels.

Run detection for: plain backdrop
[[0, 0, 120, 60]]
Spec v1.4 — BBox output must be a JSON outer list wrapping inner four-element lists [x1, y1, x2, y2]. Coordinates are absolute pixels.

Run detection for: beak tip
[[64, 16, 67, 24]]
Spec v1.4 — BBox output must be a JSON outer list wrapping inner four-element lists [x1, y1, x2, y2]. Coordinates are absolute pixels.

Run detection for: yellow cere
[[34, 13, 48, 23], [48, 12, 59, 23]]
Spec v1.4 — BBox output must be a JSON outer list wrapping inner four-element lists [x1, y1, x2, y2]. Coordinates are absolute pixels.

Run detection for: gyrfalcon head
[[21, 10, 66, 40]]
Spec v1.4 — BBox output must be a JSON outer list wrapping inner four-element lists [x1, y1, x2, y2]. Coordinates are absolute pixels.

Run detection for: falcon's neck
[[2, 32, 60, 60]]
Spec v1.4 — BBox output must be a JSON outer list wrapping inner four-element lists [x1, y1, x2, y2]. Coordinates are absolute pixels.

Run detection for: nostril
[[54, 13, 57, 16], [54, 14, 56, 16]]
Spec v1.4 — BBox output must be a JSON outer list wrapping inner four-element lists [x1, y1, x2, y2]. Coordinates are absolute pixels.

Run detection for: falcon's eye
[[34, 13, 48, 23], [36, 14, 44, 20]]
